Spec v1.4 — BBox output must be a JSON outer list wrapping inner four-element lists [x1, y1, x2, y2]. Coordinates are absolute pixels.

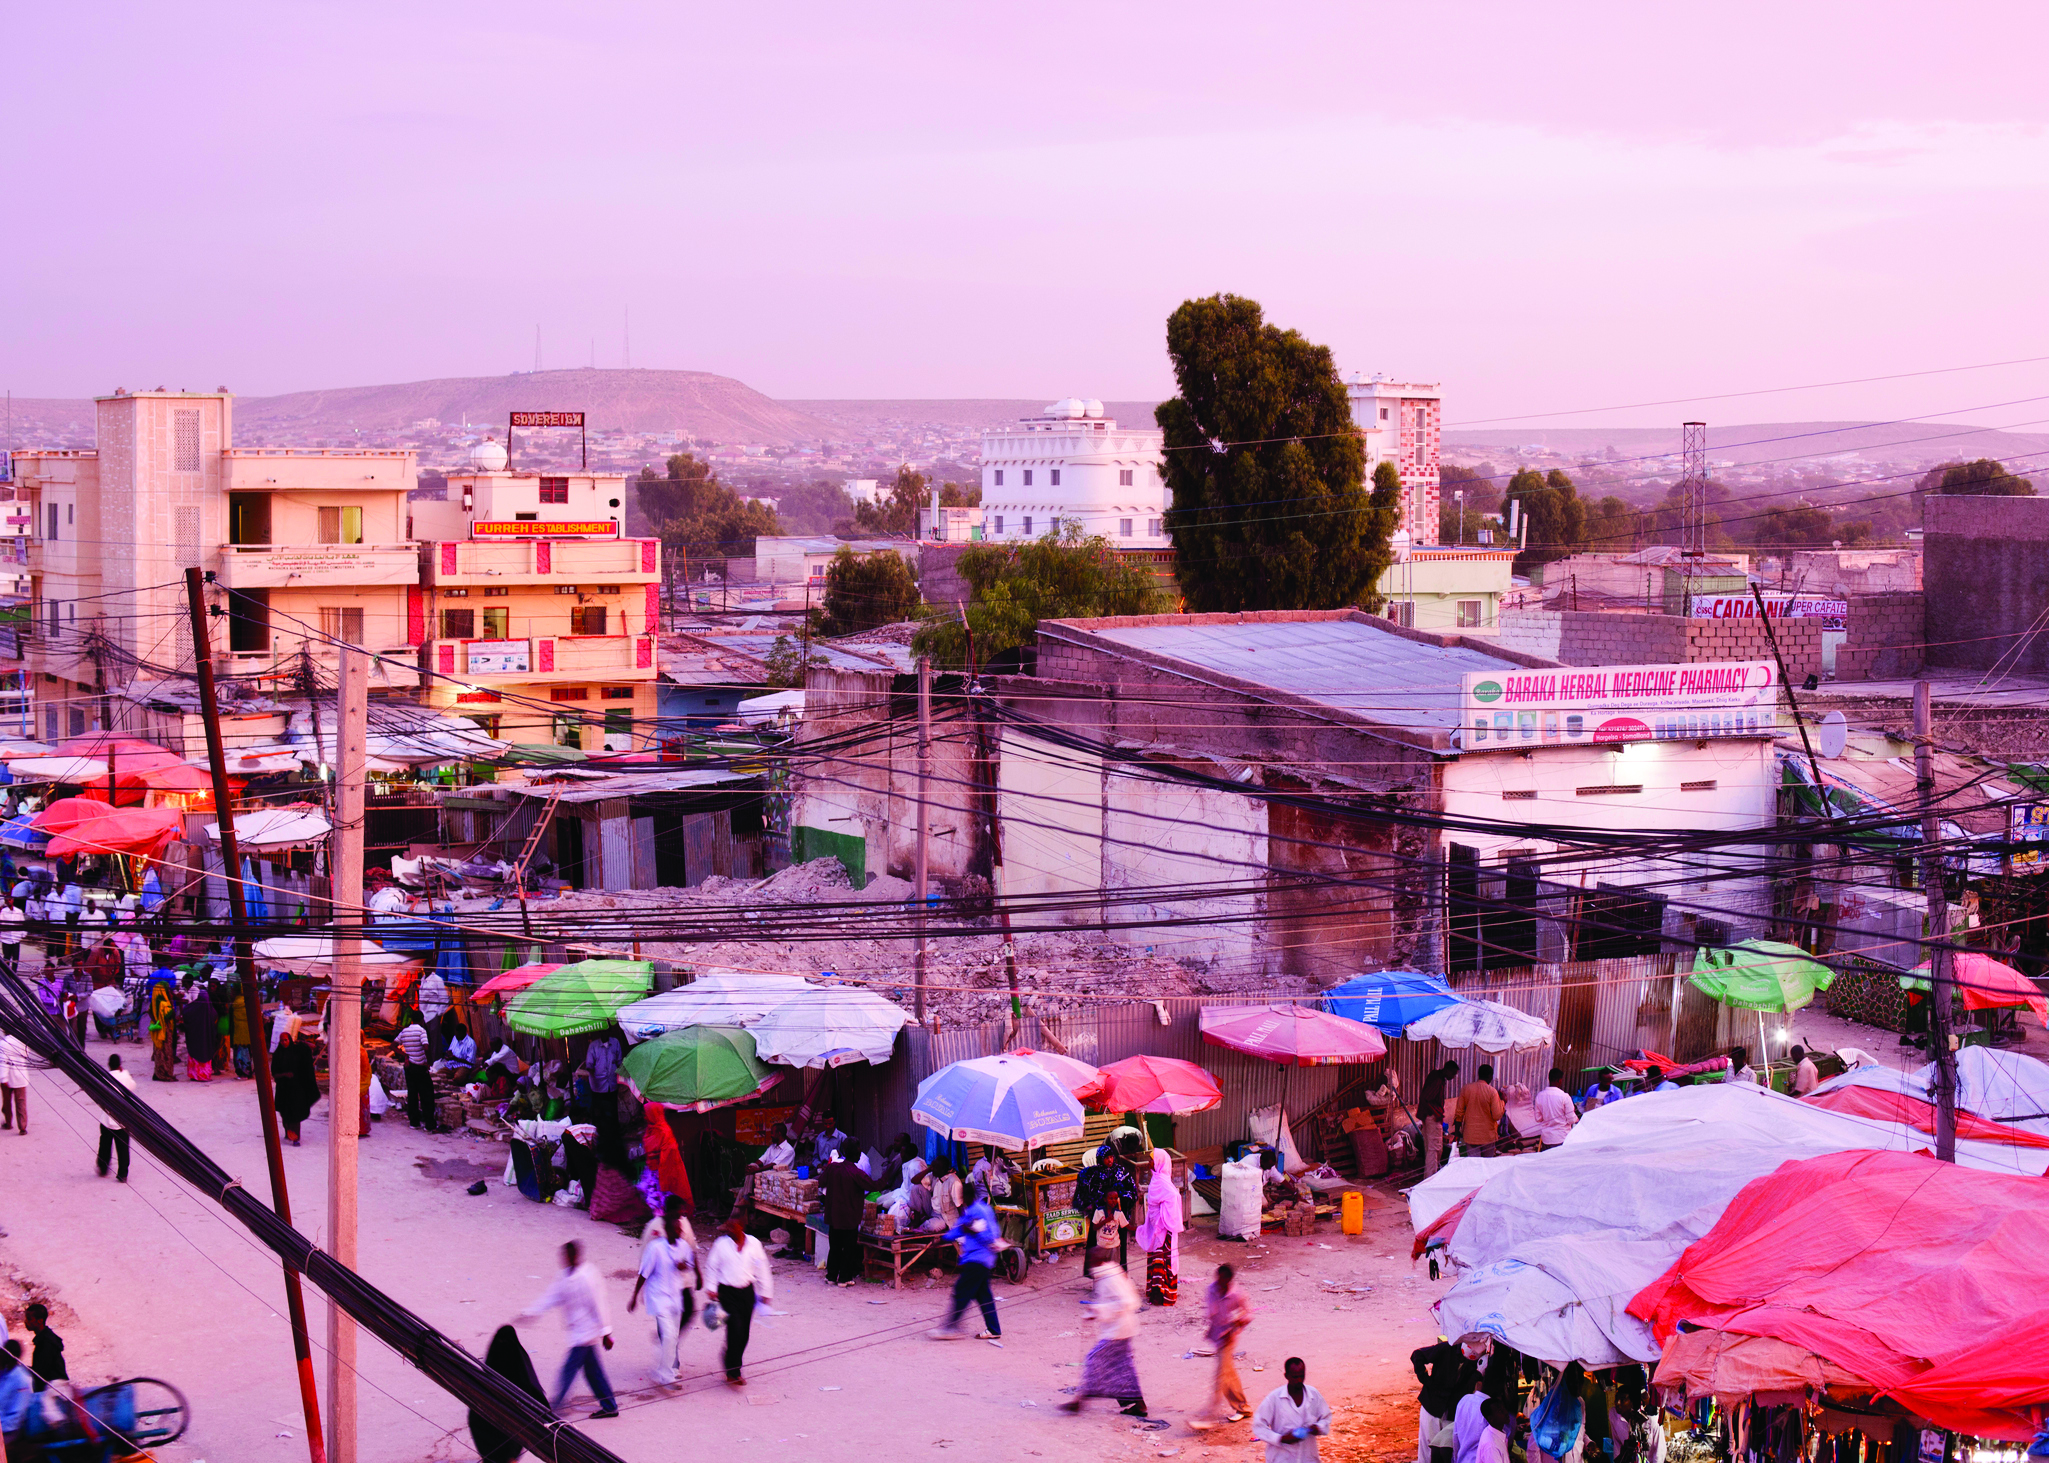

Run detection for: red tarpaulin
[[1631, 1149, 2049, 1439], [1805, 1084, 2049, 1149], [29, 795, 113, 836], [43, 807, 185, 859]]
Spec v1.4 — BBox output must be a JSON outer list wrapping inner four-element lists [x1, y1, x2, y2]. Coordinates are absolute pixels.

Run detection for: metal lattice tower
[[1681, 421, 1708, 555]]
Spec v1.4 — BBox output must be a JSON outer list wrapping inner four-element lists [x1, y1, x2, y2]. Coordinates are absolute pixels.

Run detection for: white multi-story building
[[980, 398, 1166, 547], [1346, 374, 1442, 544]]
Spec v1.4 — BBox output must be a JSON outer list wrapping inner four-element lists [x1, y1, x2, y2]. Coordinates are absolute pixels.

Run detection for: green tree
[[1503, 467, 1587, 567], [813, 546, 921, 636], [852, 463, 934, 535], [911, 524, 1170, 671], [1156, 294, 1385, 611], [1436, 464, 1503, 544], [769, 479, 859, 535], [1933, 458, 2035, 496], [763, 633, 824, 688], [1583, 495, 1638, 550], [635, 453, 782, 559]]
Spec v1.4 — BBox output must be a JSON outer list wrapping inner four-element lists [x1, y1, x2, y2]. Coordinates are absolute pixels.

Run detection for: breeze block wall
[[1835, 592, 1925, 682]]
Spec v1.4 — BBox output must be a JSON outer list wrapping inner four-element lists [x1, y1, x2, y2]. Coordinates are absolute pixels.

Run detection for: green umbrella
[[506, 959, 653, 1038], [621, 1026, 769, 1109], [1689, 940, 1837, 1013]]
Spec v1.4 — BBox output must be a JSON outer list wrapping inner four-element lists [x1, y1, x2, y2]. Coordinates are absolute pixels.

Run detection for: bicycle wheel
[[83, 1376, 190, 1448]]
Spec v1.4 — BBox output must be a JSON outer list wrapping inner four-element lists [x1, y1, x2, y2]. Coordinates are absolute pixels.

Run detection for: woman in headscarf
[[271, 1033, 321, 1146], [182, 981, 217, 1082], [469, 1324, 545, 1463], [642, 1102, 694, 1213], [1134, 1148, 1185, 1306], [149, 978, 178, 1082]]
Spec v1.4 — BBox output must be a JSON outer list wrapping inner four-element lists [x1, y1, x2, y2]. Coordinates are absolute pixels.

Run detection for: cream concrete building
[[411, 444, 661, 752], [1375, 544, 1517, 631], [11, 390, 420, 743], [980, 398, 1166, 547]]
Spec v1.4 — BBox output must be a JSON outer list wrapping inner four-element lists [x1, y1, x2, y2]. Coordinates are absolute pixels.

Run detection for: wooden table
[[752, 1200, 819, 1257], [857, 1225, 957, 1288]]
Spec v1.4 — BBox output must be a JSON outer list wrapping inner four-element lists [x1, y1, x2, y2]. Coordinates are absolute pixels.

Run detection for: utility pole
[[327, 646, 368, 1463], [913, 656, 930, 1023], [185, 567, 328, 1463], [1914, 679, 1959, 1162]]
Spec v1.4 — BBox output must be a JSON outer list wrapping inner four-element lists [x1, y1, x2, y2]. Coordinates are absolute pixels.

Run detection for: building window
[[440, 608, 475, 639], [66, 504, 73, 524], [993, 470, 1004, 487], [174, 410, 202, 472], [1023, 470, 1033, 487], [46, 505, 56, 541], [480, 606, 509, 639], [228, 587, 271, 653], [318, 607, 365, 644], [462, 714, 502, 738], [603, 708, 633, 751], [1378, 406, 1389, 421], [602, 686, 635, 700], [175, 505, 201, 568], [1050, 469, 1061, 487], [515, 512, 539, 521], [1147, 518, 1161, 537], [539, 477, 570, 504], [552, 714, 584, 748], [1388, 601, 1415, 628], [1456, 600, 1483, 628], [483, 586, 508, 596], [1120, 518, 1133, 537], [570, 604, 608, 635], [993, 516, 1004, 534], [68, 706, 87, 737], [550, 686, 590, 701], [317, 506, 364, 544], [1118, 470, 1134, 487], [592, 584, 621, 595], [43, 705, 57, 740], [1022, 516, 1033, 537]]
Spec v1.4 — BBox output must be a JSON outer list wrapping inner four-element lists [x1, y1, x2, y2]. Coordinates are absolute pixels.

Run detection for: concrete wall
[[1835, 592, 1924, 682], [1753, 548, 1921, 596], [1491, 608, 1824, 684], [1924, 495, 2049, 673]]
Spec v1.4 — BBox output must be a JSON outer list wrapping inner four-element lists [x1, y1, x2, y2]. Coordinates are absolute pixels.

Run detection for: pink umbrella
[[1912, 951, 2049, 1025], [1096, 1055, 1223, 1115], [1007, 1047, 1106, 1103], [1199, 1003, 1388, 1065], [474, 963, 563, 1002]]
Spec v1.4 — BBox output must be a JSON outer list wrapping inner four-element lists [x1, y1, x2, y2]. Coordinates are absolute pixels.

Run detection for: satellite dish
[[1814, 710, 1848, 760]]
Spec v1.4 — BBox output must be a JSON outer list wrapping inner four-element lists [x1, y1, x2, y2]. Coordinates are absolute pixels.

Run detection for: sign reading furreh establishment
[[471, 520, 619, 538], [1461, 661, 1778, 747]]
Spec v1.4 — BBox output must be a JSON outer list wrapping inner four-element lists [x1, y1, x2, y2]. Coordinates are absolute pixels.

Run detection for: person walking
[[181, 982, 217, 1082], [94, 1054, 134, 1181], [1, 1032, 29, 1135], [1060, 1246, 1147, 1418], [1453, 1065, 1505, 1158], [1190, 1263, 1253, 1430], [271, 1034, 320, 1146], [627, 1200, 700, 1387], [820, 1142, 868, 1288], [394, 1015, 438, 1131], [1533, 1069, 1577, 1151], [704, 1213, 773, 1385], [515, 1240, 619, 1419], [929, 1184, 1002, 1341], [1135, 1147, 1185, 1305], [1418, 1061, 1458, 1177], [468, 1326, 545, 1463], [1253, 1357, 1332, 1460]]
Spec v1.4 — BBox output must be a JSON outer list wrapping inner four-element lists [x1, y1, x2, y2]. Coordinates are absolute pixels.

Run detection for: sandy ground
[[1, 1029, 1446, 1463]]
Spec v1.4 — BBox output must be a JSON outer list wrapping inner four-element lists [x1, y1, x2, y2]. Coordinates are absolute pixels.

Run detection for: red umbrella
[[1200, 1003, 1388, 1066], [474, 963, 564, 1002], [1095, 1054, 1222, 1115], [44, 807, 185, 859], [1912, 951, 2048, 1025], [1007, 1047, 1106, 1103]]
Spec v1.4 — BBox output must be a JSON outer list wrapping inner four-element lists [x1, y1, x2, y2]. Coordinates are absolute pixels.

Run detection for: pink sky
[[7, 2, 2049, 428]]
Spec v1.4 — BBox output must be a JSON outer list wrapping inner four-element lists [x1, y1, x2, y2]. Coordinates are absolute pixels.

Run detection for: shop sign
[[466, 645, 531, 675], [1690, 593, 1848, 631], [1461, 661, 1779, 747], [2011, 803, 2049, 872], [471, 520, 618, 538]]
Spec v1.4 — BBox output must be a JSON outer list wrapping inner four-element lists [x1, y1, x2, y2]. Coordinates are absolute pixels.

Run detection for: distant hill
[[1445, 420, 2049, 468], [786, 398, 1164, 433], [239, 368, 841, 443]]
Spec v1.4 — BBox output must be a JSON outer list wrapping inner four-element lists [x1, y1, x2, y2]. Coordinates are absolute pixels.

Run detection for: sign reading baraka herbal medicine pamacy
[[1461, 662, 1779, 747]]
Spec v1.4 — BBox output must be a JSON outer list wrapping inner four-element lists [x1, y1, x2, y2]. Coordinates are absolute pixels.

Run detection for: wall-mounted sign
[[1690, 593, 1848, 632], [466, 645, 531, 675], [471, 520, 619, 538], [2011, 803, 2049, 872], [1461, 661, 1779, 747]]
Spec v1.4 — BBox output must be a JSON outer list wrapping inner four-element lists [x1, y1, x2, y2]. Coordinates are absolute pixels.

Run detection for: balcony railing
[[215, 543, 421, 589], [427, 634, 656, 683], [425, 536, 660, 585]]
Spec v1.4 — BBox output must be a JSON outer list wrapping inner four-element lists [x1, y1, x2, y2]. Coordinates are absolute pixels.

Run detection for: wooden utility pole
[[184, 567, 328, 1463], [326, 646, 369, 1463], [1914, 679, 1959, 1162], [913, 656, 930, 1023]]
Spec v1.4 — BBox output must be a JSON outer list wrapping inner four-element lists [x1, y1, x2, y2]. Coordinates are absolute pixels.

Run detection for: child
[[23, 1304, 65, 1395]]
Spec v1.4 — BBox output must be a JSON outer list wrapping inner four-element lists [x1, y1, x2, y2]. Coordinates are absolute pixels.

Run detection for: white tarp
[[206, 808, 331, 850], [1406, 1154, 1531, 1234], [615, 972, 814, 1043], [1433, 1236, 1677, 1367], [1950, 1046, 2049, 1134], [1404, 999, 1553, 1053], [749, 986, 911, 1068]]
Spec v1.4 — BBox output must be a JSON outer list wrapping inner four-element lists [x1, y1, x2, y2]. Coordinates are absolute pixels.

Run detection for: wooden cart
[[857, 1224, 958, 1288]]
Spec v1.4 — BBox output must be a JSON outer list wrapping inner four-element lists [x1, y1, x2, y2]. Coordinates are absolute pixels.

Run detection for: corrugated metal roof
[[497, 767, 757, 803], [1081, 618, 1527, 734]]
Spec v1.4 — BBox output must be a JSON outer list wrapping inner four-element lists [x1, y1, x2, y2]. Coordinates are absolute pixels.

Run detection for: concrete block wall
[[1495, 608, 1824, 682], [1678, 616, 1823, 685], [1835, 592, 1924, 682], [1925, 495, 2049, 673]]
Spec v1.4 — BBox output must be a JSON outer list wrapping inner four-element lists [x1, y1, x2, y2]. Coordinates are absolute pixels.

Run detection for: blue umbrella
[[1323, 970, 1464, 1037], [0, 815, 49, 851], [913, 1054, 1086, 1150]]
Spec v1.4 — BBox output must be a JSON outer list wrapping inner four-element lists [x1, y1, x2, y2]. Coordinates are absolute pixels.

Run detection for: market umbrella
[[0, 814, 50, 850], [1094, 1054, 1223, 1115], [1690, 939, 1838, 1069], [1006, 1047, 1106, 1103], [252, 935, 425, 977], [43, 807, 184, 859], [11, 756, 110, 783], [1405, 998, 1553, 1053], [474, 963, 562, 1002], [1902, 951, 2048, 1026], [506, 959, 654, 1039], [615, 972, 814, 1041], [748, 985, 911, 1068], [1200, 1003, 1389, 1065], [621, 1026, 773, 1111], [913, 1054, 1087, 1149], [1323, 970, 1465, 1037]]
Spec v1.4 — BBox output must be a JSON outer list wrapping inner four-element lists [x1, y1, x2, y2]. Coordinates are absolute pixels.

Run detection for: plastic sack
[[1247, 1105, 1301, 1169], [1218, 1154, 1265, 1240], [703, 1300, 724, 1331], [549, 1180, 585, 1208], [367, 1073, 389, 1117], [1531, 1381, 1585, 1459]]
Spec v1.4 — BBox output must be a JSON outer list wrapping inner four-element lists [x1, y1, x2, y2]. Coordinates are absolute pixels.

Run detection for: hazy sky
[[8, 2, 2049, 427]]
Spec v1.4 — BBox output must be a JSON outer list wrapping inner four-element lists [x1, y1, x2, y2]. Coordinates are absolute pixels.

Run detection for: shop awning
[[205, 807, 331, 851]]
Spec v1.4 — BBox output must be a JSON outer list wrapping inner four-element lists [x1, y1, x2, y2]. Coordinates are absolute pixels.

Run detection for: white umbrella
[[205, 808, 332, 851], [253, 935, 424, 976], [1405, 998, 1553, 1053], [10, 756, 110, 782], [749, 985, 912, 1068], [615, 972, 815, 1043]]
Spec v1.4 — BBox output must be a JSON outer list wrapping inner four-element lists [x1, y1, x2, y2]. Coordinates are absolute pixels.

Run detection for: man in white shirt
[[515, 1240, 618, 1419], [1252, 1356, 1332, 1461], [704, 1214, 773, 1385], [0, 896, 24, 968], [393, 1019, 439, 1132], [96, 1054, 136, 1181], [627, 1200, 700, 1386], [1727, 1045, 1758, 1084], [757, 1122, 796, 1169], [1, 1032, 31, 1134], [1532, 1068, 1577, 1150], [1790, 1044, 1819, 1096]]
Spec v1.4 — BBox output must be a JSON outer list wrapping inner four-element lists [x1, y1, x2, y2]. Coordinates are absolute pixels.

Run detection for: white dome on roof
[[1045, 397, 1087, 419], [1083, 399, 1104, 418], [469, 437, 508, 471]]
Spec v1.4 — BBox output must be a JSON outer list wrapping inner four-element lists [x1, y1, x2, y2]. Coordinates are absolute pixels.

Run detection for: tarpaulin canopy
[[1323, 970, 1464, 1036], [30, 796, 113, 836], [1807, 1044, 2049, 1139], [615, 972, 815, 1042], [747, 985, 910, 1068], [1688, 940, 1835, 1013], [44, 806, 184, 859], [1631, 1149, 2049, 1439], [1200, 1003, 1387, 1065], [252, 935, 424, 976], [1902, 950, 2047, 1024], [204, 807, 331, 851], [1804, 1082, 2049, 1148], [473, 963, 563, 1002], [10, 756, 111, 782], [1404, 998, 1552, 1053], [1654, 1329, 1874, 1408]]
